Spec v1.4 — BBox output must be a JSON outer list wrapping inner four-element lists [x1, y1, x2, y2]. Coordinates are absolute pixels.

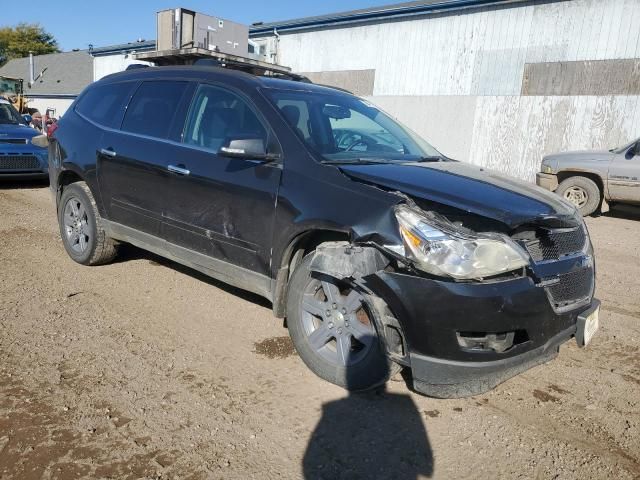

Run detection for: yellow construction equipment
[[0, 75, 29, 113]]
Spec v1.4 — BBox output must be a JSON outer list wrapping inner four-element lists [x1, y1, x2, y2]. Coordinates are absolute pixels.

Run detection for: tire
[[58, 181, 118, 266], [286, 252, 397, 391], [556, 176, 601, 217]]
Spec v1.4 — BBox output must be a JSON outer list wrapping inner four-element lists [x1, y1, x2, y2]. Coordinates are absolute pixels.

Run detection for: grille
[[546, 267, 594, 310], [0, 155, 41, 170], [524, 227, 586, 262], [0, 138, 27, 144]]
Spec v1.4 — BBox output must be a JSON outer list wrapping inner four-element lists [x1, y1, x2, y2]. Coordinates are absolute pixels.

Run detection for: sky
[[3, 0, 396, 51]]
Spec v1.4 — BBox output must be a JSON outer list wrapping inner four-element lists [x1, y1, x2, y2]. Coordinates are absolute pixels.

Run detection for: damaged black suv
[[48, 66, 600, 398]]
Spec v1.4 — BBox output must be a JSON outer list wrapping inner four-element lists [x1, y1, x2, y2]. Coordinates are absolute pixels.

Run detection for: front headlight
[[542, 164, 553, 174], [394, 205, 530, 280]]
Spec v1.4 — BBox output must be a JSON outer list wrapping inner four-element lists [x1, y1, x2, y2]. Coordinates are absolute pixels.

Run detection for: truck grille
[[0, 154, 41, 170], [0, 138, 28, 144], [545, 267, 594, 311], [524, 227, 586, 262]]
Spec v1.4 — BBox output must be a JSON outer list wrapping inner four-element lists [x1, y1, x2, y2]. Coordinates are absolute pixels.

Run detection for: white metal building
[[91, 41, 155, 81], [251, 0, 640, 181]]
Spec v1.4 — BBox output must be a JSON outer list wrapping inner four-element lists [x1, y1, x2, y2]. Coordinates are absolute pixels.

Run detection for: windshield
[[0, 102, 23, 125], [264, 88, 443, 163], [611, 137, 640, 154]]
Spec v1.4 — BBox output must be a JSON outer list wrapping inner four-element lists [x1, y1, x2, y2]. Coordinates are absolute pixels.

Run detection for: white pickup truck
[[537, 138, 640, 216]]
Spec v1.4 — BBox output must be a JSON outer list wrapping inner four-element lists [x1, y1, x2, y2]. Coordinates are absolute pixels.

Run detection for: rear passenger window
[[75, 82, 135, 129], [121, 81, 188, 139], [183, 85, 267, 153]]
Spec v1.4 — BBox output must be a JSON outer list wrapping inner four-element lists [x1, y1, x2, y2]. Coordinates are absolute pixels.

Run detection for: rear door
[[163, 83, 282, 283], [97, 80, 193, 236], [608, 142, 640, 204]]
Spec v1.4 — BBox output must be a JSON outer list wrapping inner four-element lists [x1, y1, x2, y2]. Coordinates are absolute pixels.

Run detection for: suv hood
[[340, 161, 578, 229], [0, 123, 41, 139]]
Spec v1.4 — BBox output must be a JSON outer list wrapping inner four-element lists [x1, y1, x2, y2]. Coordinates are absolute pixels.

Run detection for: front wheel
[[58, 182, 118, 266], [286, 252, 397, 391], [557, 176, 601, 217]]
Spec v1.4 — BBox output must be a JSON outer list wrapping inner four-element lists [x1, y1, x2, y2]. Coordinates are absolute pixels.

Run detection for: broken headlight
[[394, 205, 529, 280]]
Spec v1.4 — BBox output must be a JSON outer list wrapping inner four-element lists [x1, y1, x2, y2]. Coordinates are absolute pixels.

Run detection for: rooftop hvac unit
[[157, 8, 249, 56]]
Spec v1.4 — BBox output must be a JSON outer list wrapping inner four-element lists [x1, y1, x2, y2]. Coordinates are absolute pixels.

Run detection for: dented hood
[[339, 161, 578, 228]]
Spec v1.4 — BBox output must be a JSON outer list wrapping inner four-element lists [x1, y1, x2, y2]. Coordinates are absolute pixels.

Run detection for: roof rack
[[132, 47, 310, 82]]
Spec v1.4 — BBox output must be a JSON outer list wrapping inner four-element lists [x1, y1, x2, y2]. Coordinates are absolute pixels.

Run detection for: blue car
[[0, 98, 49, 179]]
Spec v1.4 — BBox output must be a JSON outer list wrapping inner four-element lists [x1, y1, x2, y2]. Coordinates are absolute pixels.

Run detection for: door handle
[[168, 164, 191, 176], [100, 148, 117, 157]]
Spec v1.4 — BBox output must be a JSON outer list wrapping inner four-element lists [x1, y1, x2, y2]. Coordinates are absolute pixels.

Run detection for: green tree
[[0, 23, 59, 66]]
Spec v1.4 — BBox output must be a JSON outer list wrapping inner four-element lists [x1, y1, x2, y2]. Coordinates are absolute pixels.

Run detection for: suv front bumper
[[368, 271, 598, 398]]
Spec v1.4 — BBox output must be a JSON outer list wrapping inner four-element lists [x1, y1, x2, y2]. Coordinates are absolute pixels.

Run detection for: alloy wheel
[[564, 186, 588, 208], [63, 196, 90, 254], [300, 276, 376, 367]]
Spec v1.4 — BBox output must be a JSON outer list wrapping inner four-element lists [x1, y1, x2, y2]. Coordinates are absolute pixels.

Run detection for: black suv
[[48, 66, 600, 398]]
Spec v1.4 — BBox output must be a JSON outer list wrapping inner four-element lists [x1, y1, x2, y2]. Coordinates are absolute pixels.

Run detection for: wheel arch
[[56, 169, 85, 207], [271, 229, 351, 318], [556, 170, 606, 198]]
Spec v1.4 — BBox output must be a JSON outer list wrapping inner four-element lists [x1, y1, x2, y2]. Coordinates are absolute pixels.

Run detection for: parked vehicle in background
[[47, 66, 599, 398], [0, 98, 49, 179], [537, 138, 640, 216]]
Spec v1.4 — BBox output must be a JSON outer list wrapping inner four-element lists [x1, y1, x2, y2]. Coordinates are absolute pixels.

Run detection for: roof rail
[[125, 64, 150, 71], [132, 47, 310, 82]]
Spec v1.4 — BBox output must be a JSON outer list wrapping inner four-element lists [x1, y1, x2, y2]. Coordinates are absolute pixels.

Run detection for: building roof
[[0, 50, 93, 96], [250, 0, 533, 35], [91, 40, 156, 57]]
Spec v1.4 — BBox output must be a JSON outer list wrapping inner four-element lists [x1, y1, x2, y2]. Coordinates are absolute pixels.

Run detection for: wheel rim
[[63, 196, 90, 254], [564, 186, 589, 208], [300, 276, 376, 367]]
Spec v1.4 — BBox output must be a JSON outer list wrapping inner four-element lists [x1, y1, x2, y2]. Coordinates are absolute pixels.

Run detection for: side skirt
[[104, 220, 273, 302]]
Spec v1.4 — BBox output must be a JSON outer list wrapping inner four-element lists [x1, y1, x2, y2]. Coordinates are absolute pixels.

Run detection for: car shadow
[[602, 204, 640, 221], [302, 359, 434, 479], [0, 179, 49, 190], [114, 243, 272, 310]]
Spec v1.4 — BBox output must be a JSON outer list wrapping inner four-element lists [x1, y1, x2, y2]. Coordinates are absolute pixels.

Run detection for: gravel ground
[[0, 182, 638, 480]]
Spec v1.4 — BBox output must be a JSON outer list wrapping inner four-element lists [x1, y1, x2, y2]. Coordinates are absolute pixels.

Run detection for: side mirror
[[22, 114, 32, 125], [219, 138, 280, 161], [626, 142, 640, 159]]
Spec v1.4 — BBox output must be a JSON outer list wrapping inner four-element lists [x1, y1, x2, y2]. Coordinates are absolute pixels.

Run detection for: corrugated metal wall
[[255, 0, 640, 181]]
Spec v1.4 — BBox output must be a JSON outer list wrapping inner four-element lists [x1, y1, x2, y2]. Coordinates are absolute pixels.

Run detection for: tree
[[0, 23, 59, 66]]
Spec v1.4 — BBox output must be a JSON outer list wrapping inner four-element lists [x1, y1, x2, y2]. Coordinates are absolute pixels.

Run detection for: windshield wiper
[[414, 155, 447, 162], [321, 158, 398, 165]]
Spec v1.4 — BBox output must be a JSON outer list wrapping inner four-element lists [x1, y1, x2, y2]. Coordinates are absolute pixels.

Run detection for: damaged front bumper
[[366, 271, 597, 398]]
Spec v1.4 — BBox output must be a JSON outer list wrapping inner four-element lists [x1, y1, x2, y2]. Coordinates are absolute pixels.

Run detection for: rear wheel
[[287, 252, 396, 391], [557, 176, 601, 217], [58, 182, 118, 265]]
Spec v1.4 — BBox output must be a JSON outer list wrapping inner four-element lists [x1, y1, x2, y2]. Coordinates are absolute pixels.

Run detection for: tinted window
[[75, 82, 135, 128], [183, 85, 267, 153], [0, 102, 23, 125], [122, 81, 188, 139]]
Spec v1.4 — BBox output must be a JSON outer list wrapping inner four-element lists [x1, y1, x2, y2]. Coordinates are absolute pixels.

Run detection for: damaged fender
[[309, 242, 390, 280], [309, 242, 409, 364]]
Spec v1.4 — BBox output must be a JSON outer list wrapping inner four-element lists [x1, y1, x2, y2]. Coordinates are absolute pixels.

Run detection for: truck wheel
[[58, 182, 118, 266], [286, 252, 397, 391], [557, 176, 601, 216]]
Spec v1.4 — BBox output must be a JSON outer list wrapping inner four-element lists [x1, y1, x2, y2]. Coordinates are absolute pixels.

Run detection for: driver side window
[[183, 85, 267, 154]]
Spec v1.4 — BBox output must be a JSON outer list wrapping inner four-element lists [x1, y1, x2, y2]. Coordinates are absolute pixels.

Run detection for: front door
[[609, 141, 640, 204], [97, 80, 192, 236], [163, 83, 282, 287]]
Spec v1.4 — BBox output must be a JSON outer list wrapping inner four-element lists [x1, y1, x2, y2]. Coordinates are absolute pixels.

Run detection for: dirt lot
[[0, 182, 638, 480]]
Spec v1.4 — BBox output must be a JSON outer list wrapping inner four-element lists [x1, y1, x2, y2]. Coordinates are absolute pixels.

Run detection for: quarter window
[[121, 81, 188, 139], [183, 85, 267, 153], [75, 82, 136, 129]]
